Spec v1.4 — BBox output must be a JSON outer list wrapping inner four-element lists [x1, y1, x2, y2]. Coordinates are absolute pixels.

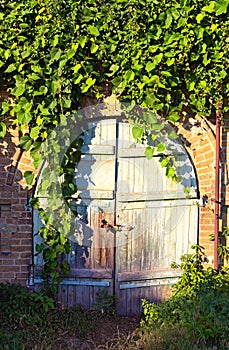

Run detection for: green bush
[[141, 246, 229, 349], [0, 283, 92, 350]]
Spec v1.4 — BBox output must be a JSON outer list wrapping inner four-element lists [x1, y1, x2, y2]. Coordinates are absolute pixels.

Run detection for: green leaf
[[81, 77, 96, 93], [63, 98, 71, 108], [145, 146, 154, 159], [166, 57, 175, 66], [51, 35, 59, 47], [187, 81, 195, 91], [168, 130, 179, 139], [164, 13, 173, 28], [74, 74, 83, 84], [79, 36, 87, 48], [166, 166, 175, 178], [202, 1, 216, 13], [18, 97, 32, 111], [146, 54, 163, 72], [51, 80, 61, 94], [164, 33, 180, 45], [106, 64, 119, 77], [183, 187, 191, 196], [21, 50, 31, 59], [215, 0, 229, 15], [1, 101, 9, 114], [199, 80, 207, 89], [30, 126, 40, 139], [13, 85, 25, 97], [167, 112, 180, 122], [151, 123, 164, 131], [73, 63, 81, 73], [5, 64, 16, 73], [132, 126, 144, 139], [157, 143, 166, 152], [143, 111, 158, 124], [91, 43, 99, 53], [24, 170, 34, 185], [0, 122, 6, 138], [17, 110, 32, 124], [67, 48, 76, 59], [87, 25, 100, 36], [112, 76, 122, 87], [161, 157, 170, 167], [50, 48, 62, 61], [146, 62, 155, 73], [33, 85, 48, 96], [125, 70, 135, 82], [30, 73, 40, 80], [62, 183, 77, 198], [196, 13, 205, 23], [20, 134, 32, 151]]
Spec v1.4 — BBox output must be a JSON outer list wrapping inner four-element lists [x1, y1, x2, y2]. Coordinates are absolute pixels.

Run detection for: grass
[[1, 280, 229, 350]]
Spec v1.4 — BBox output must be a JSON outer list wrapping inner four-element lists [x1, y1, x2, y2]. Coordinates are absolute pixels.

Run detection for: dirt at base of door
[[66, 314, 140, 349]]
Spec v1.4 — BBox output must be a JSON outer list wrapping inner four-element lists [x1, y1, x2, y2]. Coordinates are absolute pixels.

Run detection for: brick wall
[[0, 125, 34, 285], [0, 112, 228, 286]]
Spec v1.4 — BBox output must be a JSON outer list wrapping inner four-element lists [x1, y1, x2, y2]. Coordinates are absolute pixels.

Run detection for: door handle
[[100, 219, 134, 232], [113, 224, 134, 232]]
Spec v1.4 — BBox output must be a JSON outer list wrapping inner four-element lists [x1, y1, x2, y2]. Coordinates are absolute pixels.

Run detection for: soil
[[67, 314, 140, 349]]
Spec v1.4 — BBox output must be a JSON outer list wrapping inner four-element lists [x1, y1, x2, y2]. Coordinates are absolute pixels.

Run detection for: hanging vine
[[0, 0, 229, 281]]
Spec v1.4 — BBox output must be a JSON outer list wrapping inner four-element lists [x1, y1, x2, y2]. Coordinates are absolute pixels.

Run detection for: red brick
[[19, 252, 31, 259], [11, 245, 32, 252], [15, 258, 30, 266], [0, 265, 20, 273]]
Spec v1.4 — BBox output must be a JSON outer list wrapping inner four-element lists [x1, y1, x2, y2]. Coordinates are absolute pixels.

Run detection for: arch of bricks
[[177, 115, 216, 265], [0, 110, 221, 285]]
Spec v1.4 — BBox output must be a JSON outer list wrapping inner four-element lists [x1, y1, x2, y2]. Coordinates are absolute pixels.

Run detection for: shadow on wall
[[0, 119, 33, 285]]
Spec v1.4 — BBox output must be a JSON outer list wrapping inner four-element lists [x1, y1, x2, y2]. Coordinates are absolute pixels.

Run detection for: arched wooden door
[[34, 118, 198, 315]]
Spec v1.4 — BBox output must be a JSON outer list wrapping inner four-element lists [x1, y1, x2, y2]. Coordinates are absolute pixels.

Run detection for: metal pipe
[[214, 106, 221, 270]]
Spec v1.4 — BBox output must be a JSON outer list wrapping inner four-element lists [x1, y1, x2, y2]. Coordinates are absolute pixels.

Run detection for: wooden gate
[[34, 118, 198, 315]]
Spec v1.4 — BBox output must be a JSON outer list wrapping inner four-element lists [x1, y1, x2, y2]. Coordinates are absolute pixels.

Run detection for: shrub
[[141, 246, 229, 349], [0, 283, 91, 350]]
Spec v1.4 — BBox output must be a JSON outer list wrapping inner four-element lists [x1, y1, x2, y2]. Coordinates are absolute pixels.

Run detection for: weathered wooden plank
[[68, 268, 113, 278], [59, 279, 110, 287], [72, 190, 114, 199], [81, 144, 115, 155], [120, 278, 179, 290], [67, 285, 75, 307], [117, 190, 197, 202], [118, 147, 185, 158], [117, 269, 182, 282]]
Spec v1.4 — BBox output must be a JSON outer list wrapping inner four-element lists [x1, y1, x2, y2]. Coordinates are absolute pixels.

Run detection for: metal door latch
[[100, 219, 134, 232]]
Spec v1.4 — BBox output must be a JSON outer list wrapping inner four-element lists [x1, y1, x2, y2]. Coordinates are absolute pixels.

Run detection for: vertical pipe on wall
[[214, 106, 221, 270]]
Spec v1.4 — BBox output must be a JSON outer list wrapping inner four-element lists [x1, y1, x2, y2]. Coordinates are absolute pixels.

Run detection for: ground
[[67, 314, 140, 349]]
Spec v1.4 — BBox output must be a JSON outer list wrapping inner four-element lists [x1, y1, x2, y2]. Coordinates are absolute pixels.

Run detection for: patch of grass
[[0, 283, 94, 350]]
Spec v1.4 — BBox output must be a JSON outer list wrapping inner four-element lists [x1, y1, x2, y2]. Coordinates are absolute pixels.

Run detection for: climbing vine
[[0, 0, 229, 281]]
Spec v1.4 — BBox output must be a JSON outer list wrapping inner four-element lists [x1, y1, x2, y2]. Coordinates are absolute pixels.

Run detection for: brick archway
[[177, 115, 216, 264], [0, 111, 220, 286]]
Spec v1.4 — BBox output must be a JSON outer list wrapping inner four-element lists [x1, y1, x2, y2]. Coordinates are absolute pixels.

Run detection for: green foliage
[[0, 283, 92, 350], [0, 283, 54, 322], [93, 289, 117, 315], [210, 226, 229, 262], [1, 0, 229, 283], [1, 0, 229, 146], [141, 246, 229, 349]]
